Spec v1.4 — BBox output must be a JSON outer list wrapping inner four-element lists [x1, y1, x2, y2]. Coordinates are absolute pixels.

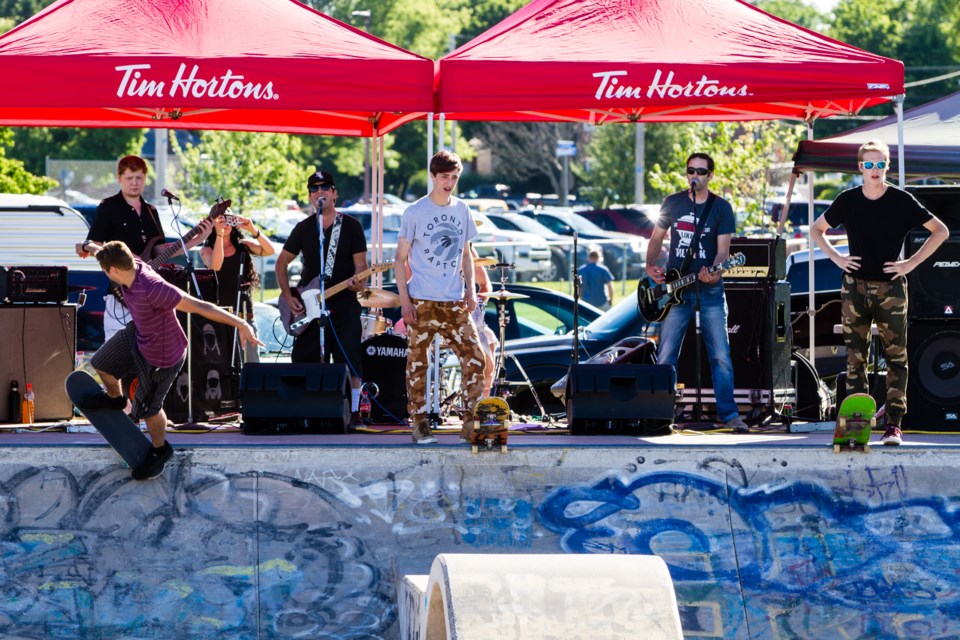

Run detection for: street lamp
[[353, 10, 372, 204]]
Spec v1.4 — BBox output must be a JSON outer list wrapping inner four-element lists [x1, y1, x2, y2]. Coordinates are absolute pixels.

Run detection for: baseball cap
[[307, 170, 335, 189]]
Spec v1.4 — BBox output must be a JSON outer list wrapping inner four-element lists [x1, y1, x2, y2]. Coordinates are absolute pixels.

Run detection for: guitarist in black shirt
[[644, 153, 748, 433], [76, 155, 215, 340]]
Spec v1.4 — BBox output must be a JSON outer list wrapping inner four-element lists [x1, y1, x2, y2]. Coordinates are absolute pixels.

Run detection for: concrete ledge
[[402, 553, 682, 640]]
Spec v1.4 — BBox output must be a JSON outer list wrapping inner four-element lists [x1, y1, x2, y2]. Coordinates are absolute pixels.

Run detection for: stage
[[2, 417, 960, 640]]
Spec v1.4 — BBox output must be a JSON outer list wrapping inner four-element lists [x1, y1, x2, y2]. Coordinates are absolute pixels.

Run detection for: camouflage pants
[[406, 299, 486, 426], [841, 274, 909, 425]]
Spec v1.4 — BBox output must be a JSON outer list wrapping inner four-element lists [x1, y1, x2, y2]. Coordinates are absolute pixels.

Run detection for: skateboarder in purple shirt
[[85, 241, 262, 479]]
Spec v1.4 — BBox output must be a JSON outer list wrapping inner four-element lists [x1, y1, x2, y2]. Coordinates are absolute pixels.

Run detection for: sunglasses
[[308, 183, 334, 193], [686, 167, 710, 176], [860, 161, 888, 170]]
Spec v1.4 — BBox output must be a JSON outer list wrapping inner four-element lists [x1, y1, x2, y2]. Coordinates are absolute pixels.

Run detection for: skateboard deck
[[833, 393, 876, 453], [472, 397, 510, 453], [65, 370, 152, 469]]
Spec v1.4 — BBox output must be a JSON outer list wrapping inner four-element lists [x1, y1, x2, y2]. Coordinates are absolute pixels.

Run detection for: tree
[[0, 128, 57, 193], [756, 0, 829, 31], [584, 123, 685, 206], [646, 121, 804, 229], [473, 122, 585, 196], [171, 131, 304, 216]]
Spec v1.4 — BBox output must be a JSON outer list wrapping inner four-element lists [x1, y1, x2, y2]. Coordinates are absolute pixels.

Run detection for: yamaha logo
[[366, 345, 377, 356], [367, 345, 408, 358]]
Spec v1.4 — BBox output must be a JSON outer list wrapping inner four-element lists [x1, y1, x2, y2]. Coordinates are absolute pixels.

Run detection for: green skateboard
[[833, 393, 876, 453]]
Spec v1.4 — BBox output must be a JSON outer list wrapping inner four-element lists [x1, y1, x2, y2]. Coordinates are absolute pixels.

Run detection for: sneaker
[[881, 425, 902, 446], [132, 441, 174, 480], [348, 411, 365, 431], [726, 417, 749, 434], [411, 422, 437, 445], [78, 391, 127, 412]]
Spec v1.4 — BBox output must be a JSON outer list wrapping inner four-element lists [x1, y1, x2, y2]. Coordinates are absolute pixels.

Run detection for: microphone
[[317, 196, 326, 212], [161, 189, 180, 201]]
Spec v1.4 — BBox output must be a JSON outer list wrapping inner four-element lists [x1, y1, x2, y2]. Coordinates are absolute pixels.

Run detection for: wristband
[[253, 229, 261, 239]]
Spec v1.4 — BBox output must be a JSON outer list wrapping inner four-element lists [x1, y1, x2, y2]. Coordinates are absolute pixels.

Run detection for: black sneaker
[[78, 391, 127, 412], [132, 442, 174, 480]]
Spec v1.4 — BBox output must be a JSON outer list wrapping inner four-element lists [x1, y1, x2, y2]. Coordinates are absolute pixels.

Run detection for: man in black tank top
[[811, 139, 949, 445]]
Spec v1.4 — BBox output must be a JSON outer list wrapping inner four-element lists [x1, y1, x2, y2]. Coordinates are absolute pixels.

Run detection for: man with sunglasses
[[645, 153, 747, 432], [276, 170, 369, 424], [811, 139, 948, 445]]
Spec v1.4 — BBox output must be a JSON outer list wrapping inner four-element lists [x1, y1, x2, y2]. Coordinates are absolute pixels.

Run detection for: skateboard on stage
[[65, 370, 152, 469], [833, 393, 876, 453], [472, 397, 510, 454]]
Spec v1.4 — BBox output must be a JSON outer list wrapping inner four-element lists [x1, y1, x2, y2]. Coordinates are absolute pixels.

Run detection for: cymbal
[[479, 289, 529, 301], [474, 257, 498, 267], [358, 288, 402, 308]]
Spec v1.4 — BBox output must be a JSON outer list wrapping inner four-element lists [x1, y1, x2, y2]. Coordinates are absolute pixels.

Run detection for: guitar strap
[[322, 213, 343, 280], [679, 192, 717, 277]]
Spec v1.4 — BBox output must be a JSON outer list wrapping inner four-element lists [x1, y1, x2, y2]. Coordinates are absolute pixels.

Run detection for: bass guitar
[[636, 252, 745, 323], [278, 262, 393, 336], [110, 198, 232, 304]]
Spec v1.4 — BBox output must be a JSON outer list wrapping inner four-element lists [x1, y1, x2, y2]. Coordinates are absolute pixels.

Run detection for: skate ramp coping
[[399, 553, 683, 640]]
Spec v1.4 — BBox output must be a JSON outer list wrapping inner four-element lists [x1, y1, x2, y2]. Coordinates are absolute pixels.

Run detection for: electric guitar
[[636, 252, 746, 323], [110, 198, 232, 304], [278, 262, 393, 336]]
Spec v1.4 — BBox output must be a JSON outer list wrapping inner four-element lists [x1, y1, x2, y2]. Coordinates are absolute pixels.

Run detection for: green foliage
[[646, 122, 804, 229], [755, 0, 828, 31], [11, 128, 145, 176], [0, 128, 57, 193], [815, 177, 844, 201], [171, 131, 304, 215]]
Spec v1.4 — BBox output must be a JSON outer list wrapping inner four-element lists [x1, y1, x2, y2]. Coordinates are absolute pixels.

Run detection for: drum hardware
[[485, 263, 550, 420], [360, 311, 394, 342]]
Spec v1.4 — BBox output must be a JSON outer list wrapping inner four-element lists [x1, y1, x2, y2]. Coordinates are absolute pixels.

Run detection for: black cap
[[307, 170, 335, 189]]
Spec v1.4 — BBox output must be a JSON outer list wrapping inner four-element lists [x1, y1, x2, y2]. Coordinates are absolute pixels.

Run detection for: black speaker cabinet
[[903, 323, 960, 430], [677, 281, 791, 391], [0, 305, 76, 421], [164, 313, 240, 423], [240, 363, 350, 434], [906, 185, 960, 228], [726, 238, 786, 281], [567, 364, 676, 435], [905, 231, 960, 320]]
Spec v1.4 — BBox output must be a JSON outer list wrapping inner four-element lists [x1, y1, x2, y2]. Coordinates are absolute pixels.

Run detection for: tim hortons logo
[[592, 69, 751, 101], [115, 63, 279, 101]]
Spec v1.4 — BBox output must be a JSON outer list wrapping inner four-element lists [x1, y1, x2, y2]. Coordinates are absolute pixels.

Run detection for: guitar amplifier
[[3, 266, 69, 303], [725, 238, 786, 281]]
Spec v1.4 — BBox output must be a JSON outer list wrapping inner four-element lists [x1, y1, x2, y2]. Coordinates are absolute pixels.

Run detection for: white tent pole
[[806, 121, 817, 373], [427, 113, 434, 192], [372, 124, 382, 287], [438, 113, 446, 150], [895, 94, 905, 188]]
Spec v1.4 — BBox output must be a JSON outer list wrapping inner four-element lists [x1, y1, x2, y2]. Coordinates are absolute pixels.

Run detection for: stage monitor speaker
[[726, 238, 786, 281], [902, 323, 960, 430], [676, 281, 791, 392], [164, 313, 240, 423], [0, 305, 76, 421], [905, 230, 960, 320], [567, 364, 676, 436], [240, 363, 350, 434], [906, 185, 960, 228]]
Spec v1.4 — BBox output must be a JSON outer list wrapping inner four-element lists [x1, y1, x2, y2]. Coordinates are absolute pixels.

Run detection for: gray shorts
[[90, 323, 185, 420]]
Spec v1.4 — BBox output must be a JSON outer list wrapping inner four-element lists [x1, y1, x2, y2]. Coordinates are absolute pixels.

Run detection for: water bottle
[[7, 380, 21, 423], [22, 383, 35, 425]]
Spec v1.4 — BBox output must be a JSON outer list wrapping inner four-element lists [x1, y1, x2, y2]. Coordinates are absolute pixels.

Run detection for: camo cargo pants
[[841, 274, 909, 426], [406, 299, 486, 427]]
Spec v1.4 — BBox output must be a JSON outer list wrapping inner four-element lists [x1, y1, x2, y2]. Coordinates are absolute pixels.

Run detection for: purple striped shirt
[[120, 260, 187, 367]]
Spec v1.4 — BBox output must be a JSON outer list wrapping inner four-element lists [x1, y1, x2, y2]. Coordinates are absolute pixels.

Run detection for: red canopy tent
[[0, 0, 434, 136], [437, 0, 904, 123]]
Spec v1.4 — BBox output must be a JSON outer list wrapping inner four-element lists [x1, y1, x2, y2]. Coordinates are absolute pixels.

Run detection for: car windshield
[[554, 213, 608, 235], [507, 215, 558, 237]]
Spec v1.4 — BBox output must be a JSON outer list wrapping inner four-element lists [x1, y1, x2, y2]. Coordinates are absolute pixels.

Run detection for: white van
[[0, 193, 95, 271]]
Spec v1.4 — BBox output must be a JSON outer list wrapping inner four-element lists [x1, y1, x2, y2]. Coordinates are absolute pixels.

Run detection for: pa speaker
[[240, 363, 350, 434], [677, 281, 791, 391], [567, 364, 676, 435], [0, 305, 76, 421], [905, 231, 960, 320], [906, 185, 960, 228], [903, 323, 960, 430]]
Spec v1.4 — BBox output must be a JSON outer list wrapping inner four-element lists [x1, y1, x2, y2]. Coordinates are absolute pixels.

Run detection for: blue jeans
[[656, 284, 738, 422]]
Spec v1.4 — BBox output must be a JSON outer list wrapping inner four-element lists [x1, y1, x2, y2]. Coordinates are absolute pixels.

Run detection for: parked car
[[499, 295, 657, 415], [473, 212, 553, 281], [485, 211, 590, 281], [461, 198, 511, 213], [516, 209, 646, 279], [765, 198, 833, 238], [577, 205, 660, 239]]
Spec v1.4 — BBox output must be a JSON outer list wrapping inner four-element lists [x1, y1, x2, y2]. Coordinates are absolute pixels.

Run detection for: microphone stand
[[231, 236, 249, 371], [687, 181, 710, 427], [566, 232, 581, 420], [315, 198, 328, 362]]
